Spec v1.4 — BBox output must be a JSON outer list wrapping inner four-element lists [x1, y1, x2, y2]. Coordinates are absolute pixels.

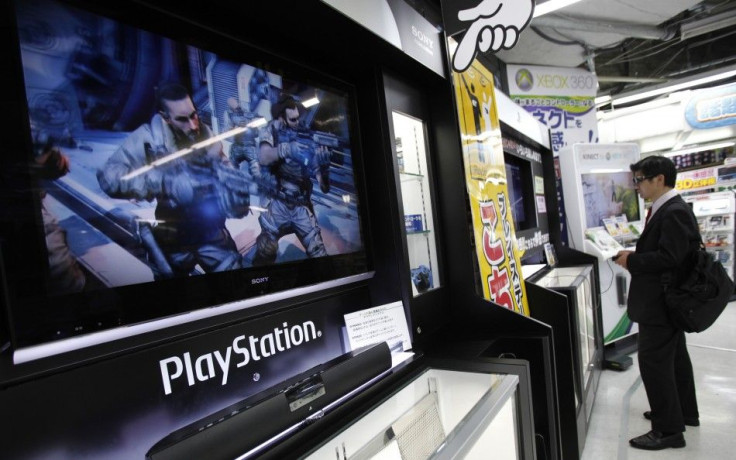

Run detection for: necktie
[[645, 207, 652, 225]]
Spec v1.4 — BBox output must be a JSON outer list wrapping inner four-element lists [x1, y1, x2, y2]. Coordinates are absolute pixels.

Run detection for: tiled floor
[[581, 302, 736, 460]]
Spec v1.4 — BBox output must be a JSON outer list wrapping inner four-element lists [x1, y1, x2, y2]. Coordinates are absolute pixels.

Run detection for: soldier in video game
[[97, 83, 250, 278], [252, 95, 332, 265], [223, 97, 261, 181], [31, 125, 87, 294], [247, 68, 271, 113]]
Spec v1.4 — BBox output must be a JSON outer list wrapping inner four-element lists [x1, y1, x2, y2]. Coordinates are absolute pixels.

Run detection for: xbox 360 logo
[[515, 68, 534, 91]]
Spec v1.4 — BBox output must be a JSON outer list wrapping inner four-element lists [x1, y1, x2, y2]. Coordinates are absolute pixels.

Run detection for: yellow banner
[[452, 60, 529, 316]]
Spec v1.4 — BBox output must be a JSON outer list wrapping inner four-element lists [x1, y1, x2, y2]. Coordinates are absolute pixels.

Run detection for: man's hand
[[612, 250, 634, 270], [277, 141, 310, 166], [35, 147, 70, 179], [313, 146, 331, 168]]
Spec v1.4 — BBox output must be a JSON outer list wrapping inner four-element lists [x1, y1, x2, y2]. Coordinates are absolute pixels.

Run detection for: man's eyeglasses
[[632, 175, 654, 185], [171, 111, 198, 123]]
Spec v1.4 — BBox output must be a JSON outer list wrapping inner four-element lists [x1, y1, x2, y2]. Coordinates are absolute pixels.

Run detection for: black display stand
[[1, 1, 577, 459]]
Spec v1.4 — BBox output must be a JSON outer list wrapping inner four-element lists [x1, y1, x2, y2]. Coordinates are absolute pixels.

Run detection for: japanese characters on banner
[[676, 167, 719, 191], [506, 64, 599, 154], [685, 82, 736, 129], [452, 59, 530, 316]]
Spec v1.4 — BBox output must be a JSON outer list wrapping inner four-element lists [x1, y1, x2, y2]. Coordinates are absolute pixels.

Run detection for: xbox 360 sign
[[512, 67, 597, 93], [506, 64, 599, 152]]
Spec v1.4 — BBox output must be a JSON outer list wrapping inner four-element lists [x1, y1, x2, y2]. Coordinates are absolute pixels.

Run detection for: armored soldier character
[[252, 95, 331, 265], [223, 97, 261, 180], [97, 83, 249, 278], [31, 124, 86, 294]]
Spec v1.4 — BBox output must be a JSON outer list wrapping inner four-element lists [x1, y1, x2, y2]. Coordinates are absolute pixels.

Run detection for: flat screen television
[[580, 171, 640, 228], [1, 0, 372, 363], [501, 132, 551, 263], [504, 153, 537, 232]]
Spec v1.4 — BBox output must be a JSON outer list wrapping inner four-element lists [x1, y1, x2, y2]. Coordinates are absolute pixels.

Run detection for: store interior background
[[2, 0, 736, 459], [492, 0, 736, 152], [467, 1, 736, 459], [467, 0, 736, 101]]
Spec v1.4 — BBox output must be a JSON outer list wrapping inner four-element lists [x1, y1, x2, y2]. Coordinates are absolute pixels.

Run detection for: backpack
[[663, 243, 734, 333]]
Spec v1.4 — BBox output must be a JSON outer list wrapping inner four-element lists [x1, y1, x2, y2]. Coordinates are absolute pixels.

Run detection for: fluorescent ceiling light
[[590, 168, 625, 173], [663, 141, 736, 158], [533, 0, 583, 18], [595, 95, 612, 106], [612, 64, 736, 106], [680, 9, 736, 41]]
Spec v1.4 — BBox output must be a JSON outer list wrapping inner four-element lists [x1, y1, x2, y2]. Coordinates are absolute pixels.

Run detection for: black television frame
[[1, 0, 374, 367], [500, 124, 552, 264]]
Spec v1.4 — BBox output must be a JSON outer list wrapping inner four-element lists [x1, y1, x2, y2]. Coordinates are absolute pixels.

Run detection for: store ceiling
[[426, 0, 736, 104], [494, 0, 736, 103]]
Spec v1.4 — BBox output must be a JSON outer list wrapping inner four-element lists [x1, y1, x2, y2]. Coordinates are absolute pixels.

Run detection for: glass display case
[[533, 265, 596, 412], [392, 111, 440, 296], [304, 367, 523, 460]]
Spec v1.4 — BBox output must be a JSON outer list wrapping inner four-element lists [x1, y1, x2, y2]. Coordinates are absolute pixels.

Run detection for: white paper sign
[[536, 195, 547, 213], [344, 301, 412, 352]]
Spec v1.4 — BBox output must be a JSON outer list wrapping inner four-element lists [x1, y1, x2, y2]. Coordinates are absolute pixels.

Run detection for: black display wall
[[0, 0, 447, 457]]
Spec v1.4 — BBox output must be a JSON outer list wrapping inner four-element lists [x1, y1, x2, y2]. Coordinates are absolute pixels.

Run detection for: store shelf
[[400, 171, 425, 180], [393, 111, 440, 296], [687, 191, 736, 282]]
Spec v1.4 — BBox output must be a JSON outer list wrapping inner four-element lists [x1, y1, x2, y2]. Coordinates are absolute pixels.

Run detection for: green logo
[[515, 69, 534, 91]]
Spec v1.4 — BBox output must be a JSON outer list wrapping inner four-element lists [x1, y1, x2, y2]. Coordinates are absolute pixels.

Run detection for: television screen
[[500, 133, 550, 262], [580, 171, 640, 228], [2, 0, 371, 359], [504, 153, 537, 232]]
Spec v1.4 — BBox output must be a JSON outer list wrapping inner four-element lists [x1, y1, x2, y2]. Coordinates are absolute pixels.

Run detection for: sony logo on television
[[158, 320, 322, 395], [251, 276, 269, 284]]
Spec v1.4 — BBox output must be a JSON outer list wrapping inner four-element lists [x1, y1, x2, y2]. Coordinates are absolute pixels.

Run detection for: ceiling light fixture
[[533, 0, 583, 18], [594, 95, 612, 106], [610, 64, 736, 106], [680, 9, 736, 41]]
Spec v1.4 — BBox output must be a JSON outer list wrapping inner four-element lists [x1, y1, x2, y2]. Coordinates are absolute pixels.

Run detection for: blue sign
[[685, 83, 736, 129]]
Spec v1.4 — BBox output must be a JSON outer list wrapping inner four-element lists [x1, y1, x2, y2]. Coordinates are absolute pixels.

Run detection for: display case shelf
[[687, 191, 736, 282], [393, 111, 440, 296], [400, 171, 425, 180]]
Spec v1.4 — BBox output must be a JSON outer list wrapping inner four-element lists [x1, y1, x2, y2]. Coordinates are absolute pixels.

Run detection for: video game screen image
[[504, 154, 537, 232], [4, 0, 369, 350], [580, 171, 640, 228]]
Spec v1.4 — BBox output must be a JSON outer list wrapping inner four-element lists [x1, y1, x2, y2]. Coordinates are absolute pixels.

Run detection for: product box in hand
[[404, 214, 424, 232]]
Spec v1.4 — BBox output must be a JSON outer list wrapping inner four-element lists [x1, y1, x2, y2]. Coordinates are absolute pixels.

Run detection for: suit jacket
[[627, 194, 701, 325]]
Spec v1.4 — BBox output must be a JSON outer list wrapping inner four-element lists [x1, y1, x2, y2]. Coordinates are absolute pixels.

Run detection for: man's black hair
[[630, 155, 677, 188], [156, 82, 191, 114], [270, 95, 299, 120]]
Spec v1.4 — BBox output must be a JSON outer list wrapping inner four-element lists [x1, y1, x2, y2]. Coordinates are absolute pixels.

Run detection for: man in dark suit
[[613, 155, 701, 450]]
